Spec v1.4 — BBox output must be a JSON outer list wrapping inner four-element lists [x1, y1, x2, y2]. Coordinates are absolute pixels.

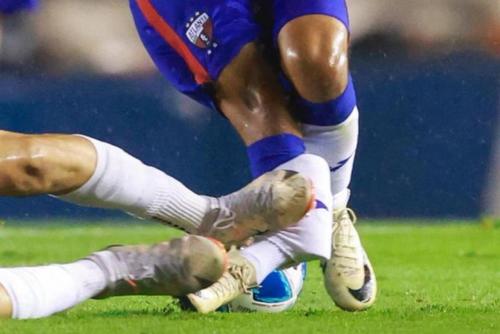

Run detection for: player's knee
[[281, 38, 349, 102], [279, 15, 349, 102]]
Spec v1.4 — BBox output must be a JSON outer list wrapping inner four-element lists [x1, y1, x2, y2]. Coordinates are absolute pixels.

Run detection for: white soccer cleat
[[197, 170, 315, 247], [87, 235, 227, 298], [179, 249, 257, 314], [321, 208, 377, 311]]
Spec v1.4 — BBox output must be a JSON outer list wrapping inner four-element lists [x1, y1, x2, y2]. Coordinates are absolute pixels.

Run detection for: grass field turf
[[0, 221, 498, 334]]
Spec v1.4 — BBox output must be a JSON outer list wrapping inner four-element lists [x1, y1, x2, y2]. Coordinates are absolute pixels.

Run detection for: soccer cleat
[[88, 235, 227, 298], [197, 170, 315, 247], [179, 249, 257, 313], [321, 208, 377, 311]]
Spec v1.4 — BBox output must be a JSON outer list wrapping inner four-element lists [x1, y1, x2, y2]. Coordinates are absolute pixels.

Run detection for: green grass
[[0, 221, 498, 333]]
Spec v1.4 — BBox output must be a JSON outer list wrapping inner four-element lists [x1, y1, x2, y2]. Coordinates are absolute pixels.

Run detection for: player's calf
[[0, 132, 96, 196]]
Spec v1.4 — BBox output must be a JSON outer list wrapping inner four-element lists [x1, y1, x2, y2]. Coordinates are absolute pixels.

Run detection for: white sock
[[302, 107, 359, 209], [0, 260, 106, 319], [240, 239, 288, 283], [58, 137, 209, 233], [241, 154, 334, 283]]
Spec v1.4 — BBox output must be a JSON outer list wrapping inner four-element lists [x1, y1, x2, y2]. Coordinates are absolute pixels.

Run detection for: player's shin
[[56, 135, 314, 245], [300, 105, 359, 207], [57, 136, 211, 233]]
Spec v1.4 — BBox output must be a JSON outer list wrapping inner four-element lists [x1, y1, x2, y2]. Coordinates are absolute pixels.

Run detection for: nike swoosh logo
[[315, 200, 328, 210], [330, 156, 352, 173], [348, 265, 374, 302]]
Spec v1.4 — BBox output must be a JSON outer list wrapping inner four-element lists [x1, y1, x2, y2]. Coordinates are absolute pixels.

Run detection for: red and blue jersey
[[129, 0, 350, 110]]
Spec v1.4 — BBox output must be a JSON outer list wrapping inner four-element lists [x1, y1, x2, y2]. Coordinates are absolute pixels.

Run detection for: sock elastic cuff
[[144, 186, 208, 233], [247, 134, 306, 178], [296, 75, 357, 126], [301, 107, 359, 134], [58, 135, 108, 197]]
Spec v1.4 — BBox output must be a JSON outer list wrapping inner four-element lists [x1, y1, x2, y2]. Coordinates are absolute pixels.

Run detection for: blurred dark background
[[0, 0, 499, 220]]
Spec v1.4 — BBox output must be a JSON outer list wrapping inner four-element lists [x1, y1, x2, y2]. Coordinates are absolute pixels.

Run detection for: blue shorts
[[130, 0, 350, 109]]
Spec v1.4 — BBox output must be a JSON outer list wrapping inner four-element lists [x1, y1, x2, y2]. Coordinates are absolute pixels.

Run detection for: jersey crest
[[185, 12, 214, 49]]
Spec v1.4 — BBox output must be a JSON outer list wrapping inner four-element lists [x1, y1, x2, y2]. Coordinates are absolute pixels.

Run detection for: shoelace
[[229, 264, 254, 293], [208, 263, 253, 298], [333, 208, 362, 266], [334, 208, 357, 226]]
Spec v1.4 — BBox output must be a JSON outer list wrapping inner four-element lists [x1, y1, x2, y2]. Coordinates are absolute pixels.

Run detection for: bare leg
[[214, 43, 301, 145], [278, 15, 349, 103], [0, 131, 96, 196]]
